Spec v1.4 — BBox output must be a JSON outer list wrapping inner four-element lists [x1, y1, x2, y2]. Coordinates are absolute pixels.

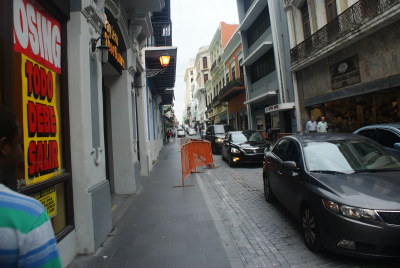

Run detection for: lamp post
[[91, 36, 109, 64]]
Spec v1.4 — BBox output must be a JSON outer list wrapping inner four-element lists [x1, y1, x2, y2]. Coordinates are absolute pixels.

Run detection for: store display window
[[308, 89, 400, 133]]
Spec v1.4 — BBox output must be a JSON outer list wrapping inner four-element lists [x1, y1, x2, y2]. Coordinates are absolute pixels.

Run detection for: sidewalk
[[68, 138, 243, 268]]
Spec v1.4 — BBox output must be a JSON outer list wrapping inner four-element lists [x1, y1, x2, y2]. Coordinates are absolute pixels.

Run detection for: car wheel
[[301, 206, 322, 252], [228, 153, 235, 167], [263, 173, 275, 203]]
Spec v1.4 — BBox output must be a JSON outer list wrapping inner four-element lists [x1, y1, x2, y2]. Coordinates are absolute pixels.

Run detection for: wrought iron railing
[[219, 77, 244, 97], [212, 95, 219, 105], [290, 0, 397, 65]]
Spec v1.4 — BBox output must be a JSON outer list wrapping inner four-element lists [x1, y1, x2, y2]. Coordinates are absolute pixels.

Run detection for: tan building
[[285, 0, 400, 132], [183, 60, 196, 126], [206, 22, 238, 125], [193, 46, 210, 130]]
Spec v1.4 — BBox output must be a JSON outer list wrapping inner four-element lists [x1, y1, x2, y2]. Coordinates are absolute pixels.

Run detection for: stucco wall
[[298, 20, 400, 101]]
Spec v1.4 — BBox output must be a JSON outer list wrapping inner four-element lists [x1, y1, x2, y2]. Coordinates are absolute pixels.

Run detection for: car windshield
[[304, 140, 400, 174], [231, 131, 264, 143], [214, 125, 232, 134]]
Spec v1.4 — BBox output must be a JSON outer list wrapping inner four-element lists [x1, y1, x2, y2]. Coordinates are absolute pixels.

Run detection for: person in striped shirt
[[0, 105, 61, 268]]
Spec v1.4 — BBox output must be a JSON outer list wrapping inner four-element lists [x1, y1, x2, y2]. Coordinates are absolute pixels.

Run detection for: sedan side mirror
[[223, 139, 228, 143], [283, 161, 298, 171]]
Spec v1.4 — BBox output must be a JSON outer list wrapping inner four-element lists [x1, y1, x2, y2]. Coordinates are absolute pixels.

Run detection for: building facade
[[219, 30, 248, 131], [193, 46, 210, 131], [183, 60, 196, 126], [1, 0, 176, 266], [236, 0, 296, 139], [285, 0, 400, 132], [207, 22, 238, 125]]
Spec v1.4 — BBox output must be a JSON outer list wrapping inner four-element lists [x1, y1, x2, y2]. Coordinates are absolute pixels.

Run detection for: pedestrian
[[0, 105, 62, 268], [166, 129, 171, 142], [305, 116, 317, 133], [317, 116, 328, 133]]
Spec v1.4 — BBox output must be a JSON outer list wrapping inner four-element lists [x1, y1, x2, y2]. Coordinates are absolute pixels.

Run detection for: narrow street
[[69, 136, 399, 268], [203, 151, 399, 267]]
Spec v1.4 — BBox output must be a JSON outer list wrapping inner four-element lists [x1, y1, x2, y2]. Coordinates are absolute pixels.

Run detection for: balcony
[[211, 95, 220, 108], [219, 77, 245, 102], [205, 104, 213, 114], [290, 0, 398, 70]]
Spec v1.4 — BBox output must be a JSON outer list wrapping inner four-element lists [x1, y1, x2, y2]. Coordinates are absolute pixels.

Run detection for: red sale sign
[[14, 0, 62, 74]]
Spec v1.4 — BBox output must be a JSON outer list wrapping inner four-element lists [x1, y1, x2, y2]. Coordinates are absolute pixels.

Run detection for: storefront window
[[308, 89, 400, 133], [11, 0, 73, 240]]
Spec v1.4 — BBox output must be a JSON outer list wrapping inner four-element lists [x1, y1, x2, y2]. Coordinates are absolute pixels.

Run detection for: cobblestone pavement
[[199, 155, 398, 268]]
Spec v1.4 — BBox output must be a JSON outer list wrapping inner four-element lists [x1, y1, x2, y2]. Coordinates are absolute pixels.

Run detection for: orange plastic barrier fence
[[180, 140, 214, 185]]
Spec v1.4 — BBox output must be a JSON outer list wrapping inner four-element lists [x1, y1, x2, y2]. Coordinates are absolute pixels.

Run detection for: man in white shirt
[[306, 117, 317, 133], [317, 117, 328, 133]]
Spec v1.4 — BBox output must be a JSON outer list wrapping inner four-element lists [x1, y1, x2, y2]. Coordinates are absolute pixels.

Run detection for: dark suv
[[205, 124, 234, 154]]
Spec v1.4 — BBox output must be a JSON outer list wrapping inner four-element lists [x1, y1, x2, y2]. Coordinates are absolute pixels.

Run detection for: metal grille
[[243, 148, 263, 154], [290, 0, 398, 64], [377, 211, 400, 225]]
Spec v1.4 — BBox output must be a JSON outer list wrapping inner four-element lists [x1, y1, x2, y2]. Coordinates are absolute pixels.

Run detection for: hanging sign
[[104, 16, 125, 70]]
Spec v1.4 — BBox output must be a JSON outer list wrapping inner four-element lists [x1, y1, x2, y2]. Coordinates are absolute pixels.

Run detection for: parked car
[[177, 129, 185, 138], [221, 130, 271, 167], [205, 124, 235, 154], [188, 128, 197, 136], [263, 133, 400, 258], [354, 123, 400, 158]]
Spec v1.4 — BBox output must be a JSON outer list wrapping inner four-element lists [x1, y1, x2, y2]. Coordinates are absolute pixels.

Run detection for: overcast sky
[[171, 0, 239, 124]]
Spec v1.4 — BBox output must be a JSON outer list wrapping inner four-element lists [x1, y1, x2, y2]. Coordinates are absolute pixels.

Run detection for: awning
[[244, 90, 277, 104], [144, 46, 177, 88], [265, 102, 296, 114]]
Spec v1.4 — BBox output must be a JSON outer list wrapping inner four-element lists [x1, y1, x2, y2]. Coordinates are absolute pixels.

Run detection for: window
[[162, 24, 171, 36], [376, 129, 400, 148], [232, 66, 236, 80], [284, 141, 301, 165], [357, 129, 376, 141], [226, 72, 229, 83], [244, 0, 255, 13], [247, 6, 270, 47], [204, 74, 208, 84], [301, 2, 311, 39], [272, 139, 289, 160], [202, 57, 208, 69], [325, 0, 337, 23], [239, 59, 244, 78], [249, 48, 275, 83]]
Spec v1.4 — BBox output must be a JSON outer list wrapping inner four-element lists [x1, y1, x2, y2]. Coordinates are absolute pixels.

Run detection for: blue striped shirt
[[0, 184, 62, 268]]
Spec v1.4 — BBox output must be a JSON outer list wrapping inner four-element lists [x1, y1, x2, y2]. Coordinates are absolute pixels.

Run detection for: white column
[[67, 11, 111, 253], [108, 69, 137, 194]]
